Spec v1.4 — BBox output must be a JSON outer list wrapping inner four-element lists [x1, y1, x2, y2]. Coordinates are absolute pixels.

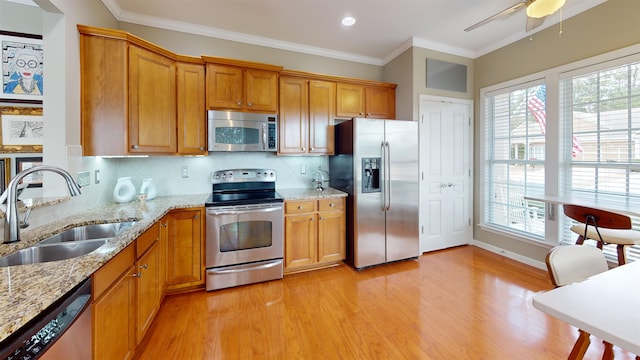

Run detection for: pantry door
[[419, 96, 473, 253]]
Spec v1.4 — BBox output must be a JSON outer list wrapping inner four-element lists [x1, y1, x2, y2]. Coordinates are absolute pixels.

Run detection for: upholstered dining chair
[[563, 204, 640, 265], [545, 245, 612, 359]]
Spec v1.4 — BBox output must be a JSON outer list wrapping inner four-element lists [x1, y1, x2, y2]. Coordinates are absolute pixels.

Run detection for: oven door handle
[[207, 206, 282, 216], [208, 259, 281, 274]]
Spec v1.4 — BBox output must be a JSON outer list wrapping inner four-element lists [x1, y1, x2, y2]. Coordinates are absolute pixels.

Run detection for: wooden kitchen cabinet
[[284, 198, 346, 273], [165, 208, 205, 292], [93, 244, 136, 360], [93, 221, 163, 360], [203, 57, 282, 112], [134, 224, 161, 345], [78, 25, 206, 156], [176, 58, 207, 155], [128, 44, 176, 154], [279, 75, 335, 155], [336, 82, 396, 119]]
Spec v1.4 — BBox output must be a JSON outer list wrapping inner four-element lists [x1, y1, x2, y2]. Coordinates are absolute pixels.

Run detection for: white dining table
[[533, 260, 640, 359]]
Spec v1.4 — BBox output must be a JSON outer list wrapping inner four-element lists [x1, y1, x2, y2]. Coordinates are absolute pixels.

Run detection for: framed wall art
[[0, 157, 10, 193], [15, 156, 43, 188], [1, 30, 43, 104], [0, 106, 43, 153]]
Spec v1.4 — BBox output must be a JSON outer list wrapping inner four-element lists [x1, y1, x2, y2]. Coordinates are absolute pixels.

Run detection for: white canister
[[139, 178, 157, 200], [113, 177, 136, 203]]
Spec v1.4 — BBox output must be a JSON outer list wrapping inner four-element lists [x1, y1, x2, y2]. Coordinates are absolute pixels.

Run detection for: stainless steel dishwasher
[[0, 278, 92, 360]]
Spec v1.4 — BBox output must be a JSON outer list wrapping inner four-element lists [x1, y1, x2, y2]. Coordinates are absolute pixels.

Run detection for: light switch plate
[[77, 171, 90, 187]]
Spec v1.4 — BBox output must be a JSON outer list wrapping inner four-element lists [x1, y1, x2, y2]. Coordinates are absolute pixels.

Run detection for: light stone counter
[[278, 187, 347, 200], [0, 193, 209, 343]]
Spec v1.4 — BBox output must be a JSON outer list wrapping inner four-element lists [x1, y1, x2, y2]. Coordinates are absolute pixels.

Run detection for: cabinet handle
[[140, 263, 148, 270], [132, 272, 141, 278]]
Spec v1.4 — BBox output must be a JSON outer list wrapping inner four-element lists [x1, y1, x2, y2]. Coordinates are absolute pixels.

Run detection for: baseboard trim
[[471, 240, 547, 270]]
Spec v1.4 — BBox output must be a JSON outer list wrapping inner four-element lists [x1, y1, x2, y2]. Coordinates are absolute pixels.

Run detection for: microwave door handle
[[263, 123, 268, 151]]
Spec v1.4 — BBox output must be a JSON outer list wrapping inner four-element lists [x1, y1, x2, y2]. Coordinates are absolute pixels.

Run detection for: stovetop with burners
[[205, 169, 283, 207]]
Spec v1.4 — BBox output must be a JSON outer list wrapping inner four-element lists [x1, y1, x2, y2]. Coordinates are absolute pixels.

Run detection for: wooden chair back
[[562, 204, 632, 230]]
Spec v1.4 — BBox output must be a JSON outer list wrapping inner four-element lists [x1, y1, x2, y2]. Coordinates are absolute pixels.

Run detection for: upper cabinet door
[[244, 68, 279, 112], [336, 82, 365, 118], [365, 86, 396, 119], [308, 80, 335, 155], [279, 77, 309, 154], [128, 45, 177, 154], [177, 62, 206, 155], [205, 63, 244, 110]]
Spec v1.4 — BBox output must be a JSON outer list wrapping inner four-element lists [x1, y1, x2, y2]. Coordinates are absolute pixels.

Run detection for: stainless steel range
[[205, 169, 284, 291]]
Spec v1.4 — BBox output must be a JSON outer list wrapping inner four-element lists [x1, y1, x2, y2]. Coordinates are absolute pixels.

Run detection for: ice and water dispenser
[[362, 157, 381, 193]]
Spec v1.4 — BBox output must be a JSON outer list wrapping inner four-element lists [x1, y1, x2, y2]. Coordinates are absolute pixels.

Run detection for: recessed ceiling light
[[341, 16, 356, 27]]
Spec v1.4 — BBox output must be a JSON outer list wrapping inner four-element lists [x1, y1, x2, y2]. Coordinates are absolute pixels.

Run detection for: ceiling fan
[[464, 0, 566, 32]]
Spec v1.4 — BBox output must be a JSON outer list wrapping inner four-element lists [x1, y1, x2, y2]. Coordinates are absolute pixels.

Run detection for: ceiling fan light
[[526, 0, 565, 18]]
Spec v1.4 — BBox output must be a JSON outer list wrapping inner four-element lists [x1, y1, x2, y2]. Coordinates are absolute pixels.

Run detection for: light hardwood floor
[[138, 245, 636, 359]]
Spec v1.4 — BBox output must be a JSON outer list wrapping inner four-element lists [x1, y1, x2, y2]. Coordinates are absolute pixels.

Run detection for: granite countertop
[[278, 187, 347, 200], [0, 193, 208, 344]]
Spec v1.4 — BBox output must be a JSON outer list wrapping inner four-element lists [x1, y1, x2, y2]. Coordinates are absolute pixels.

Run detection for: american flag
[[527, 86, 583, 157]]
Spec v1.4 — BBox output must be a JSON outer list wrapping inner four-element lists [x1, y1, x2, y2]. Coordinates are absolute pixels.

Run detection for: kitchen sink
[[0, 239, 108, 267], [38, 221, 136, 245]]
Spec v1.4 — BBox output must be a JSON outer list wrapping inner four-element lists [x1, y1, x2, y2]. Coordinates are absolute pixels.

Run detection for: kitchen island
[[0, 194, 208, 343]]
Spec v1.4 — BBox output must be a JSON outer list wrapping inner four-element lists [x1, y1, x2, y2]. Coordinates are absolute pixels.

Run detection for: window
[[483, 82, 546, 238], [559, 59, 640, 261]]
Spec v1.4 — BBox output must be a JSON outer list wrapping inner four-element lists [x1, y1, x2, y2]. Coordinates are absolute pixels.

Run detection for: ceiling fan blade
[[464, 1, 527, 32], [526, 15, 546, 32]]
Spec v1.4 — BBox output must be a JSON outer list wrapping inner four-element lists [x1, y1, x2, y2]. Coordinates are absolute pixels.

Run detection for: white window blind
[[559, 59, 640, 262], [483, 82, 546, 239]]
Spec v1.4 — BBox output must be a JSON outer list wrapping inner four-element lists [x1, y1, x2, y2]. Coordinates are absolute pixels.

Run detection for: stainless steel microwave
[[207, 110, 278, 152]]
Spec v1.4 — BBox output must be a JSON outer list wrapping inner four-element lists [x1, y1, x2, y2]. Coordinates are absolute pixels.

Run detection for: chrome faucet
[[2, 166, 82, 244]]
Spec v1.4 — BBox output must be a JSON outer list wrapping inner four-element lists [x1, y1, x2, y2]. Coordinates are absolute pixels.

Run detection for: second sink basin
[[0, 239, 108, 267], [38, 221, 136, 245]]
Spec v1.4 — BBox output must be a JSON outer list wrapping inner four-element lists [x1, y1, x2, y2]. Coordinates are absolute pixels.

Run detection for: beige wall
[[119, 23, 383, 82], [384, 46, 474, 121], [473, 0, 640, 262]]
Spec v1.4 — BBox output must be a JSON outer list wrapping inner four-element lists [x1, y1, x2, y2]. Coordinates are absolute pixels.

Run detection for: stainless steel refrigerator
[[329, 118, 419, 269]]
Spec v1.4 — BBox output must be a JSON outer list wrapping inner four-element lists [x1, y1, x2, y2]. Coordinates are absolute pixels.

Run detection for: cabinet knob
[[301, 147, 306, 151], [194, 215, 199, 220], [132, 272, 141, 278], [359, 112, 364, 115], [309, 217, 314, 221], [330, 203, 335, 207], [310, 147, 314, 151], [199, 147, 205, 151], [367, 113, 371, 116], [132, 144, 139, 149], [140, 263, 148, 270], [298, 205, 303, 210], [247, 102, 253, 107], [236, 101, 242, 106]]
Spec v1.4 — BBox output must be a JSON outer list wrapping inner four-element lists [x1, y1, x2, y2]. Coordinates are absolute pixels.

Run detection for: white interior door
[[419, 96, 473, 253]]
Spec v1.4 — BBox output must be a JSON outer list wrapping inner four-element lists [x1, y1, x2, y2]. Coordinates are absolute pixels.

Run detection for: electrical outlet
[[77, 171, 90, 187], [300, 164, 306, 174], [181, 165, 189, 178], [94, 169, 101, 184]]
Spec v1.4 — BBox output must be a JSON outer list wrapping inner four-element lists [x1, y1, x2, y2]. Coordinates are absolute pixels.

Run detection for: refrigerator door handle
[[385, 141, 391, 211], [381, 141, 386, 211]]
